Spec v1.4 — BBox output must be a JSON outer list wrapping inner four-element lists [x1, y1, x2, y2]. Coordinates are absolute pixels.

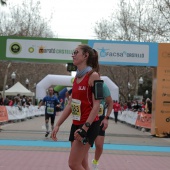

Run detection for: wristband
[[105, 116, 109, 120], [78, 128, 88, 145], [82, 137, 88, 145], [77, 128, 87, 138]]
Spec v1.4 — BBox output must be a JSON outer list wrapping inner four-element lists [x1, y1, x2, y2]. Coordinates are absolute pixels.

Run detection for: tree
[[94, 0, 159, 102], [95, 0, 170, 42], [0, 0, 54, 37], [100, 65, 152, 102], [153, 0, 170, 41], [0, 0, 64, 95], [0, 0, 6, 6]]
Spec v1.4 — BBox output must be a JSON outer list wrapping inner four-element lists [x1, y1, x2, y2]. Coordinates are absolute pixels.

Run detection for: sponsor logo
[[161, 110, 170, 114], [38, 46, 73, 54], [10, 42, 22, 54], [162, 93, 170, 97], [166, 117, 170, 122], [97, 47, 144, 58], [164, 69, 170, 73], [162, 85, 170, 89], [163, 101, 170, 106], [162, 52, 170, 58], [162, 78, 170, 82], [28, 47, 34, 53]]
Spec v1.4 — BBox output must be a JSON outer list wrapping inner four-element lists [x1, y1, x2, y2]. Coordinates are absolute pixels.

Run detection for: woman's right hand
[[51, 125, 59, 141]]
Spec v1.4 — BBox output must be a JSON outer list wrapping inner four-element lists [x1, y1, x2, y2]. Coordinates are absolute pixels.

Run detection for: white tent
[[36, 74, 119, 101], [4, 82, 34, 96]]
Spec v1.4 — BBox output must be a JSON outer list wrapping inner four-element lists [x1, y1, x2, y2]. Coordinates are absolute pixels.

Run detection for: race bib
[[71, 99, 81, 120], [47, 107, 54, 114], [98, 104, 103, 116]]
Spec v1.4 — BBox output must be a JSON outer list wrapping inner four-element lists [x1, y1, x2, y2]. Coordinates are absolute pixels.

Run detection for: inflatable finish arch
[[36, 74, 119, 101]]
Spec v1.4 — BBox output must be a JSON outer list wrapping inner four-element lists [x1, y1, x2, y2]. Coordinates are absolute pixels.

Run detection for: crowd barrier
[[110, 110, 151, 130], [0, 106, 45, 123], [0, 106, 151, 130]]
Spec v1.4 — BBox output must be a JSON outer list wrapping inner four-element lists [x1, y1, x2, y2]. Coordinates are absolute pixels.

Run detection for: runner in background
[[92, 83, 113, 170], [38, 87, 60, 137]]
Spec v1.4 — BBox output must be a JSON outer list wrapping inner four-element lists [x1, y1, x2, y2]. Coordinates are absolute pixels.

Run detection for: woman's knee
[[69, 160, 79, 169]]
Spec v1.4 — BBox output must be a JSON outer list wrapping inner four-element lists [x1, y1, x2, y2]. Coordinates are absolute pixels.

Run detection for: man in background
[[38, 87, 60, 137], [92, 83, 113, 170]]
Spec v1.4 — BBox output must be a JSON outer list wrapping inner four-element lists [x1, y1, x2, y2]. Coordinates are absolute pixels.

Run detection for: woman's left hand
[[74, 129, 83, 142]]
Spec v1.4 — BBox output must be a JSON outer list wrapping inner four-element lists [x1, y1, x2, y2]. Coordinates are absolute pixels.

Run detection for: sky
[[2, 0, 119, 40], [43, 0, 118, 39], [40, 0, 119, 39]]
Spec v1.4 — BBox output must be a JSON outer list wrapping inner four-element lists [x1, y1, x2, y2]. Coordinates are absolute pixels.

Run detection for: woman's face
[[72, 47, 86, 66]]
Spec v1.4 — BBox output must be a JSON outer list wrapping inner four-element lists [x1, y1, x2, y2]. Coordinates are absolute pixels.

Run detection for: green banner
[[0, 36, 88, 63]]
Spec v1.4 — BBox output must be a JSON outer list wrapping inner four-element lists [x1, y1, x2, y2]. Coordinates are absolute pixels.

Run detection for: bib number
[[71, 99, 81, 120], [47, 107, 54, 114], [98, 104, 103, 116]]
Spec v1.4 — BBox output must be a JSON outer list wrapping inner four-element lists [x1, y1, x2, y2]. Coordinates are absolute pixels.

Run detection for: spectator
[[132, 100, 142, 111], [127, 100, 132, 110], [3, 96, 9, 106], [145, 98, 152, 114], [8, 97, 14, 106], [122, 102, 128, 111], [113, 100, 121, 123], [0, 93, 3, 105], [21, 95, 27, 106], [13, 97, 22, 110]]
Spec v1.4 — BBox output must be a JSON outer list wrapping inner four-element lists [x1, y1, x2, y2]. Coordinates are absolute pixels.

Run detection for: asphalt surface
[[0, 113, 170, 170]]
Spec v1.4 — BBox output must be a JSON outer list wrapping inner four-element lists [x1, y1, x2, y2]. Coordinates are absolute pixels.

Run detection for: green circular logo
[[28, 47, 34, 53], [10, 42, 22, 54]]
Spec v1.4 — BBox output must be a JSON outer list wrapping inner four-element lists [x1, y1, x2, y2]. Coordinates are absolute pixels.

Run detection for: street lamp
[[145, 90, 149, 95], [139, 77, 144, 85], [11, 72, 16, 85], [5, 85, 8, 90], [33, 83, 36, 88], [139, 77, 143, 84], [138, 77, 143, 95], [128, 82, 131, 89], [145, 90, 149, 99], [128, 93, 131, 100], [25, 78, 29, 89]]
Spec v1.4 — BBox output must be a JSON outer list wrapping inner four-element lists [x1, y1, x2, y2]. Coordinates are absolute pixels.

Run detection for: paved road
[[0, 113, 170, 170], [1, 113, 170, 146]]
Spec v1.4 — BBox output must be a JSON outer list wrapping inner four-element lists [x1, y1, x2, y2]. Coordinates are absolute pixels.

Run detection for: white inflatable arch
[[36, 74, 119, 101]]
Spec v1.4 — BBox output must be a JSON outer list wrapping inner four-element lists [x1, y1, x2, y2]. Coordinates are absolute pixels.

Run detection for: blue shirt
[[43, 95, 60, 115]]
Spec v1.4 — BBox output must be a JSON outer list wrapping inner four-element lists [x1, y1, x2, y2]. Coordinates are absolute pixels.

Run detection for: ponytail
[[78, 45, 100, 73], [92, 49, 100, 73]]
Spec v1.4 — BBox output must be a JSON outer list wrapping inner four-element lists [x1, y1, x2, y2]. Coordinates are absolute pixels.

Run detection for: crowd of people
[[0, 93, 33, 109], [121, 98, 152, 114]]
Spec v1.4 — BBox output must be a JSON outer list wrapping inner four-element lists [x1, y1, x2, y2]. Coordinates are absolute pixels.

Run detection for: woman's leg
[[69, 140, 91, 170], [115, 112, 118, 123], [82, 151, 90, 170]]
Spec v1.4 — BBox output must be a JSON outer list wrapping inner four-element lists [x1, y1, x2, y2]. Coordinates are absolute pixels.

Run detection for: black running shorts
[[45, 113, 55, 124], [69, 120, 100, 147], [98, 115, 106, 136]]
